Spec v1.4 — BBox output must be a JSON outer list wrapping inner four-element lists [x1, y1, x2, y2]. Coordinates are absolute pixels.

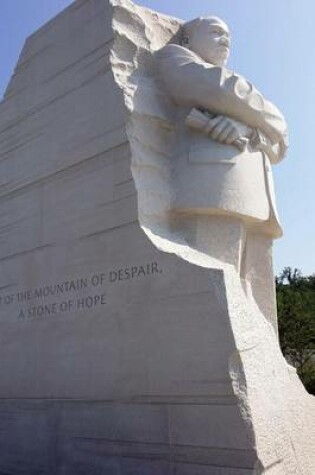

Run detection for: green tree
[[276, 267, 315, 395]]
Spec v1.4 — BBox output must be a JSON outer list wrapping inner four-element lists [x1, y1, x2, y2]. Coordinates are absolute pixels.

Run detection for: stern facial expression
[[189, 18, 230, 66]]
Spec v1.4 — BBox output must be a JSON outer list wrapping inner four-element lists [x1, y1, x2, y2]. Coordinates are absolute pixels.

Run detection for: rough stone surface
[[0, 0, 313, 474]]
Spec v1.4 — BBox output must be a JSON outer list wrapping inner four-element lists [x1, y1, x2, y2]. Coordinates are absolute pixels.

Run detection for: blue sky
[[0, 0, 314, 276]]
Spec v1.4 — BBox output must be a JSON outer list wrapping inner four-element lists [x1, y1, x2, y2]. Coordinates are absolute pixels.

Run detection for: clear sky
[[0, 0, 314, 276]]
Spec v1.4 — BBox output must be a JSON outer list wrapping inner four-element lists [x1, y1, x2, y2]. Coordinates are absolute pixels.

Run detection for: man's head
[[182, 16, 230, 66]]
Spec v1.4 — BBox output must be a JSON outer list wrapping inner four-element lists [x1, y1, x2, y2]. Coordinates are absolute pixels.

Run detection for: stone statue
[[108, 5, 315, 472], [1, 2, 313, 473], [156, 16, 289, 328]]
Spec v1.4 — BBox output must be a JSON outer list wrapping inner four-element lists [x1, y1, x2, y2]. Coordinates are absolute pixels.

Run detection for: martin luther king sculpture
[[156, 16, 288, 330], [113, 7, 314, 472], [0, 1, 313, 473]]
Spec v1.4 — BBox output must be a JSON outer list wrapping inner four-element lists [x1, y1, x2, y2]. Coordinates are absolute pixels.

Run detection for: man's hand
[[205, 115, 250, 146], [185, 109, 252, 152]]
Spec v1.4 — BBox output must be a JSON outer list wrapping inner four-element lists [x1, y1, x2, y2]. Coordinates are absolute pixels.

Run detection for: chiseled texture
[[112, 0, 315, 474], [0, 0, 313, 474]]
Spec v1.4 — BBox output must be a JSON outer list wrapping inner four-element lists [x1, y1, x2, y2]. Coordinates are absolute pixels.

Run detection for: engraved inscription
[[0, 261, 162, 322], [109, 261, 161, 282]]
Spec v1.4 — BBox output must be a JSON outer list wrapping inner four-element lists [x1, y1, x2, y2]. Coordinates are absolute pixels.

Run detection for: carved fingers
[[220, 127, 241, 145], [206, 116, 242, 146]]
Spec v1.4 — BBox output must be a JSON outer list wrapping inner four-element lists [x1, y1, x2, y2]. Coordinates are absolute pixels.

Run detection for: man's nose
[[220, 37, 230, 47]]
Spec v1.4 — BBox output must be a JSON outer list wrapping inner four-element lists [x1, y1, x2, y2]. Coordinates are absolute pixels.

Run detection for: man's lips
[[218, 45, 230, 54]]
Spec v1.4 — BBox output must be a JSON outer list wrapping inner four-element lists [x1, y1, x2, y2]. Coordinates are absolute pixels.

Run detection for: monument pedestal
[[0, 0, 313, 473]]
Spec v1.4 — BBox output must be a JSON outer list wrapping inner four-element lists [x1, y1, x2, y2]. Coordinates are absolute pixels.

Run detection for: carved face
[[189, 18, 230, 66]]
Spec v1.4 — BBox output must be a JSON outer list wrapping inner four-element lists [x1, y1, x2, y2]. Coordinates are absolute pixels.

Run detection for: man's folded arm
[[156, 45, 288, 150]]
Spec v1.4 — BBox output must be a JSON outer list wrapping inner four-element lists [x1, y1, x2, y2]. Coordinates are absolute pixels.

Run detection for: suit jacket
[[156, 44, 288, 238]]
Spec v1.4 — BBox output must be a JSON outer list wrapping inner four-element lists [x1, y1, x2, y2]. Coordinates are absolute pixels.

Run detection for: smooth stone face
[[0, 226, 240, 400]]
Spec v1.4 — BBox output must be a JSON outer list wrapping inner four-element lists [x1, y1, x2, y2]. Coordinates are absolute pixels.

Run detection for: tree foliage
[[276, 267, 315, 395]]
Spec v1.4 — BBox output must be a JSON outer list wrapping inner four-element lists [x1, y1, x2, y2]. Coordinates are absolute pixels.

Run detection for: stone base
[[0, 399, 257, 475]]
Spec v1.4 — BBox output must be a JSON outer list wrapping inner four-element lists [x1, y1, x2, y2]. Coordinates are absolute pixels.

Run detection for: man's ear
[[181, 34, 190, 48]]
